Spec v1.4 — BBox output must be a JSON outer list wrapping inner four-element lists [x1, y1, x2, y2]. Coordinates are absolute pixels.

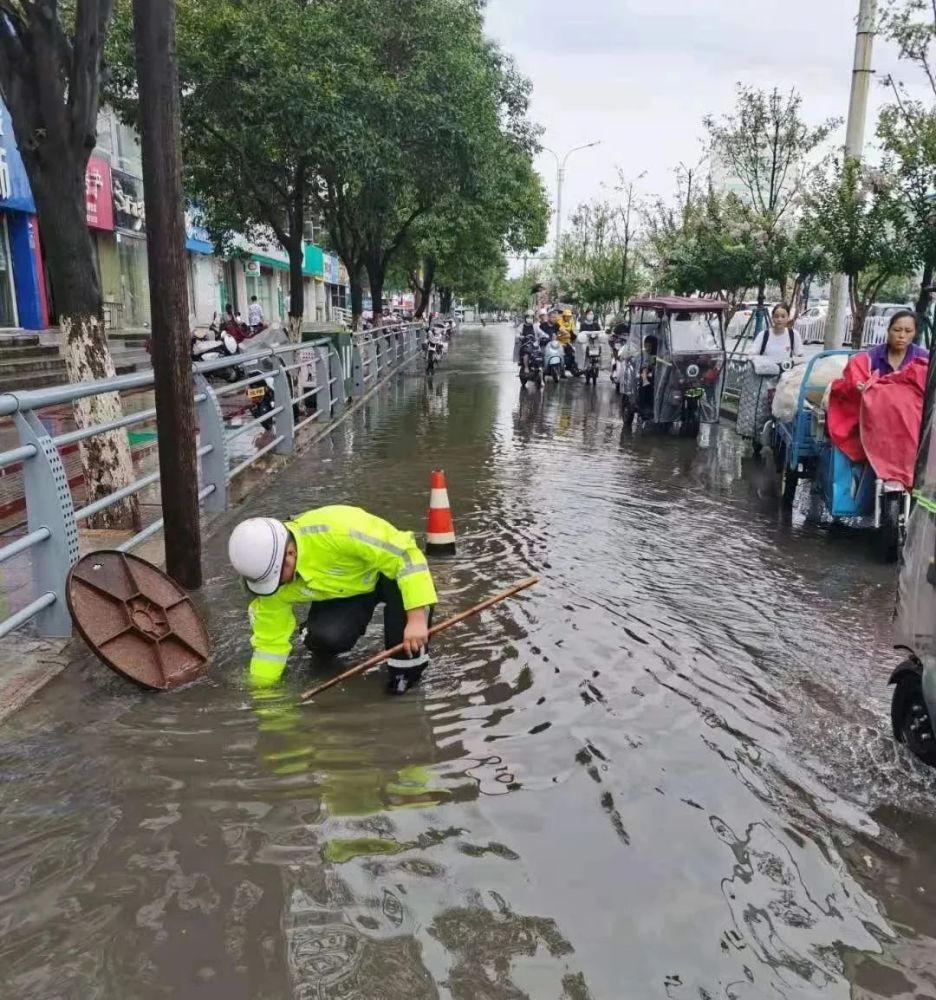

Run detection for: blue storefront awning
[[186, 236, 214, 255]]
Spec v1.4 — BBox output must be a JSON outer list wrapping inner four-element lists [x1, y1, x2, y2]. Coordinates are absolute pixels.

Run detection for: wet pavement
[[1, 325, 936, 999]]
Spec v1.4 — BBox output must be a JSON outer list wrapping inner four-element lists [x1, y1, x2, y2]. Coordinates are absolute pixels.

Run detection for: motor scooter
[[424, 335, 445, 375], [191, 318, 245, 383], [583, 334, 602, 386], [519, 343, 543, 388], [543, 340, 564, 384]]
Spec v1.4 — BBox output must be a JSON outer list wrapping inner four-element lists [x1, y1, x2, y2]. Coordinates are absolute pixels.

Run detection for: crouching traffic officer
[[228, 505, 437, 694]]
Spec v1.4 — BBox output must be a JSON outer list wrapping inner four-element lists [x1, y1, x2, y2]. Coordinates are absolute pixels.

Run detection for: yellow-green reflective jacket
[[248, 506, 437, 684]]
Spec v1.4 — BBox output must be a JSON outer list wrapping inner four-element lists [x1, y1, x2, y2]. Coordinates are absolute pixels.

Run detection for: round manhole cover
[[66, 551, 210, 690]]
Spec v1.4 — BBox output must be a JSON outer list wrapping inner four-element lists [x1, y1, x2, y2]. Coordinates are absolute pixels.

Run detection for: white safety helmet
[[228, 517, 289, 595]]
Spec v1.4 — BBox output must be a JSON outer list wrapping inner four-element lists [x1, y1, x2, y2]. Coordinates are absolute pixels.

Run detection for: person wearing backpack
[[750, 303, 805, 359]]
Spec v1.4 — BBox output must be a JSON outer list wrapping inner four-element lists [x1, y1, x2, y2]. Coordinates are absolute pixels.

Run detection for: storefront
[[184, 213, 218, 326], [83, 155, 118, 330], [112, 168, 150, 330], [0, 102, 45, 330], [303, 244, 325, 322], [324, 253, 347, 316]]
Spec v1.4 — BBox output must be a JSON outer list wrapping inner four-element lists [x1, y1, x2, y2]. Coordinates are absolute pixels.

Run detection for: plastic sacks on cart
[[860, 361, 927, 489], [771, 355, 848, 423]]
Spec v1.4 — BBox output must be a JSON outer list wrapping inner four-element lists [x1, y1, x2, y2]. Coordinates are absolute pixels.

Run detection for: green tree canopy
[[803, 159, 918, 346]]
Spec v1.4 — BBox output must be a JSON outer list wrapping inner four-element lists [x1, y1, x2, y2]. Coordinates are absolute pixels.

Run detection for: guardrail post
[[351, 344, 364, 397], [272, 358, 295, 455], [313, 349, 329, 421], [15, 411, 79, 637], [329, 348, 346, 416], [194, 374, 229, 512]]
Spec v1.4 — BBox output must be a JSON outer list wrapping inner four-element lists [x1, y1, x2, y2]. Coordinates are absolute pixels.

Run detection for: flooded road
[[2, 324, 936, 999]]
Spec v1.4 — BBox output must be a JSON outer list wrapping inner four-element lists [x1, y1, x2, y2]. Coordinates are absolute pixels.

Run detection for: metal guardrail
[[0, 322, 425, 640]]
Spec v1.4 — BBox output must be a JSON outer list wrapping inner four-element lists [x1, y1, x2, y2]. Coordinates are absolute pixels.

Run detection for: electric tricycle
[[770, 349, 909, 561], [618, 297, 727, 437]]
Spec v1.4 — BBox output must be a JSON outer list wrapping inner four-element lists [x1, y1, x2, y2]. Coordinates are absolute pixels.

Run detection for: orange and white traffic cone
[[426, 469, 457, 556]]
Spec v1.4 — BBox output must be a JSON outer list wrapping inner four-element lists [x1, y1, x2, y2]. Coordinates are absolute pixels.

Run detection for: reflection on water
[[1, 326, 936, 998]]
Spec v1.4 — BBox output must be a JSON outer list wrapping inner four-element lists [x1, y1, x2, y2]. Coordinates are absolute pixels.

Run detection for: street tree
[[879, 0, 936, 326], [554, 195, 642, 315], [804, 159, 918, 348], [108, 0, 346, 340], [313, 0, 543, 325], [704, 86, 839, 309], [644, 184, 761, 322], [395, 149, 548, 318], [0, 0, 138, 528]]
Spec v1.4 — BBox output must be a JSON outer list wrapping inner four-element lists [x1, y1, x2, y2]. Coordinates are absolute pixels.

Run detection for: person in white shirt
[[750, 303, 805, 359], [247, 295, 264, 334]]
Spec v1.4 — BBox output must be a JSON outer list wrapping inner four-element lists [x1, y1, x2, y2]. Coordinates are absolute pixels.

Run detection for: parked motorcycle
[[246, 370, 277, 431], [191, 318, 245, 383]]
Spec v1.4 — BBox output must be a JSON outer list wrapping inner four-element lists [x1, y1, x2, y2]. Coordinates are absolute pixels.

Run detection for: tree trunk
[[29, 158, 140, 531], [916, 259, 934, 345], [287, 239, 305, 343], [348, 266, 365, 330], [755, 279, 767, 337], [365, 257, 385, 325], [439, 286, 454, 316], [414, 257, 436, 319], [851, 303, 868, 351]]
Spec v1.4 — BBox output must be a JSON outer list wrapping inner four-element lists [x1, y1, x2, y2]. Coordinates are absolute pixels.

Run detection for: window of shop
[[0, 215, 18, 328], [247, 266, 276, 327], [117, 234, 151, 329]]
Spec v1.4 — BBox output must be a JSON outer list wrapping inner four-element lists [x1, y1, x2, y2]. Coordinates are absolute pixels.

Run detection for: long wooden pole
[[299, 577, 538, 703], [132, 0, 203, 588]]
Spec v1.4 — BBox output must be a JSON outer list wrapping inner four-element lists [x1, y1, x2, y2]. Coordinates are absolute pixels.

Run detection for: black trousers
[[303, 575, 431, 666]]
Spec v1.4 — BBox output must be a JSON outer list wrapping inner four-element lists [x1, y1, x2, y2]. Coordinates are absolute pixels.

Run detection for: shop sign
[[112, 170, 146, 233], [246, 260, 261, 276], [86, 156, 114, 230], [325, 253, 341, 285], [184, 209, 214, 254], [0, 102, 36, 213]]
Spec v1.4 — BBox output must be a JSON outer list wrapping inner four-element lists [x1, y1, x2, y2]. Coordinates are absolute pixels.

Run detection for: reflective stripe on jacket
[[248, 506, 437, 684]]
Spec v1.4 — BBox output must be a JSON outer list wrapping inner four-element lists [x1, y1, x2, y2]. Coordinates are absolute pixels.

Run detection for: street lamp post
[[543, 142, 602, 260]]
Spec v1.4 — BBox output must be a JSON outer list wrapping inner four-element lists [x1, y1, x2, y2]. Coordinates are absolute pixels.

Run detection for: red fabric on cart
[[827, 353, 871, 462], [859, 359, 928, 488]]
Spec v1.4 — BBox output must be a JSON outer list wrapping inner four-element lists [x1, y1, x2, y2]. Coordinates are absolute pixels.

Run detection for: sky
[[483, 0, 923, 269]]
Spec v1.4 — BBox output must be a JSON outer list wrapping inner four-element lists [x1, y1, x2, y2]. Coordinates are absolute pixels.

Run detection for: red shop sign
[[86, 156, 114, 231]]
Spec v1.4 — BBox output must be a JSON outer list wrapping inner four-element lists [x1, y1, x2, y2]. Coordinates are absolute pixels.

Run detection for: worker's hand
[[403, 608, 430, 657]]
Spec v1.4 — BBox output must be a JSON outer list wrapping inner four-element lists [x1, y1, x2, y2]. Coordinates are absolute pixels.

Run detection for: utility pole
[[132, 0, 203, 589], [825, 0, 878, 349]]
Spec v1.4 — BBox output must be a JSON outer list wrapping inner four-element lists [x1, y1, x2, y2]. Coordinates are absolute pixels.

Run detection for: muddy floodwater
[[3, 325, 936, 999]]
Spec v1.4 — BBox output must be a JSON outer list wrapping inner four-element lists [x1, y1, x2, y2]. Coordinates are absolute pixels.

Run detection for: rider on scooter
[[538, 308, 557, 346], [558, 309, 579, 377]]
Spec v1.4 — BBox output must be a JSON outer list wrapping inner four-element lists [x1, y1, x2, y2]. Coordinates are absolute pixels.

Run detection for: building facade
[[0, 102, 346, 334], [0, 102, 46, 330]]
